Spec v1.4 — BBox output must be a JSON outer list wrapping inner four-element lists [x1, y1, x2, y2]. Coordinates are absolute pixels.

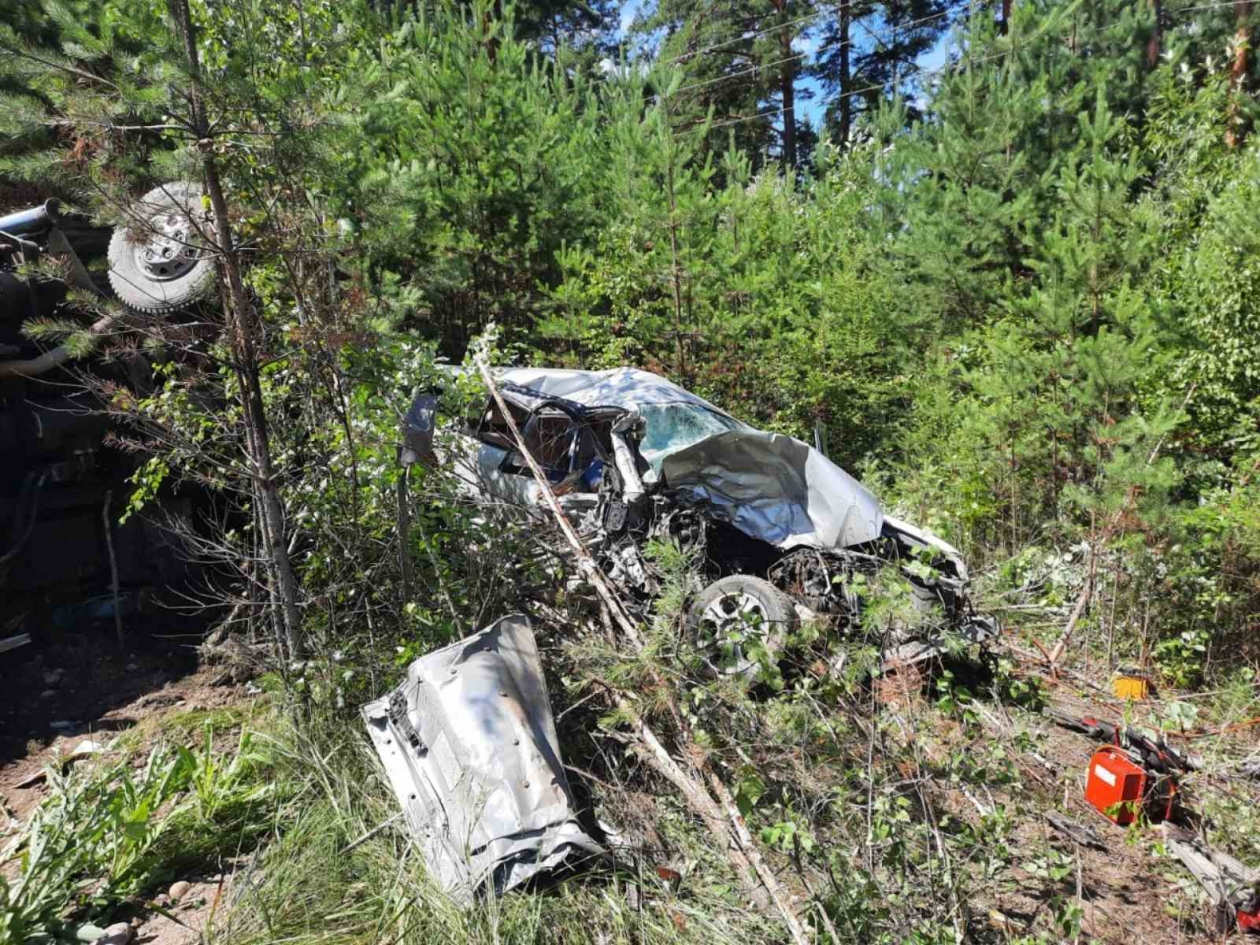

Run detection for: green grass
[[11, 596, 1251, 945], [0, 706, 284, 943], [109, 705, 253, 756], [2, 694, 786, 945], [206, 714, 785, 945]]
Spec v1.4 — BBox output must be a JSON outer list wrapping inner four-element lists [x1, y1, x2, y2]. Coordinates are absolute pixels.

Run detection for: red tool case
[[1085, 745, 1147, 824], [1238, 896, 1260, 932]]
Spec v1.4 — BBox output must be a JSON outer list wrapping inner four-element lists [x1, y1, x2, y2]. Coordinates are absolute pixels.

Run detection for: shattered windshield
[[638, 403, 742, 468]]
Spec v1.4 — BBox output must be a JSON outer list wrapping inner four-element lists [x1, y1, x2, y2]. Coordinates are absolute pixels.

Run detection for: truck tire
[[687, 574, 797, 679], [107, 182, 216, 314]]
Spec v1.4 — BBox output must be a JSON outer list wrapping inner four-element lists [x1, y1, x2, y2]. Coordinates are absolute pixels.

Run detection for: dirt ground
[[965, 697, 1191, 944], [2, 624, 195, 750], [1, 628, 251, 944], [131, 872, 235, 945], [929, 662, 1259, 944], [2, 625, 1256, 944]]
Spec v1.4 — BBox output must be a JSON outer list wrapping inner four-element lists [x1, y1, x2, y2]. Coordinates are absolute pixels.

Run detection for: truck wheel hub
[[135, 212, 203, 281]]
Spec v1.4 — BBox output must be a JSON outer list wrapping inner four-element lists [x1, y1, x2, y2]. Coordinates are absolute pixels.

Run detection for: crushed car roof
[[490, 367, 885, 550], [495, 367, 735, 414]]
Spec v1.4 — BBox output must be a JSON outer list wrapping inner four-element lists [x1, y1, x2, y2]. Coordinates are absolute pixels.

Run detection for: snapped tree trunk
[[169, 0, 305, 658], [473, 357, 812, 945]]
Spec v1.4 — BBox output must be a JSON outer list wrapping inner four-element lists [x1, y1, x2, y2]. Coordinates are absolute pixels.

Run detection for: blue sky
[[614, 0, 956, 129], [795, 27, 953, 124]]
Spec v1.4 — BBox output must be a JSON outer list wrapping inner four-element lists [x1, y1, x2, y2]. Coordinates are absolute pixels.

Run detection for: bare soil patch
[[1, 627, 246, 821]]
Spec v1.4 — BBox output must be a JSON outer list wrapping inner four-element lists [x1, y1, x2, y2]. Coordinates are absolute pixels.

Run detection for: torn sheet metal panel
[[659, 430, 884, 551], [363, 615, 603, 901]]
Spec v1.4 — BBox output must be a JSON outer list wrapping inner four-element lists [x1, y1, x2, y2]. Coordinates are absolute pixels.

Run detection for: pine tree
[[0, 0, 377, 658], [810, 0, 958, 145], [636, 0, 812, 170], [858, 0, 1191, 554], [536, 69, 715, 378]]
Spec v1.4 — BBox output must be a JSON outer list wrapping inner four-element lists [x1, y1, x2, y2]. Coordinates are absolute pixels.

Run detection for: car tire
[[107, 182, 217, 314], [687, 574, 797, 679]]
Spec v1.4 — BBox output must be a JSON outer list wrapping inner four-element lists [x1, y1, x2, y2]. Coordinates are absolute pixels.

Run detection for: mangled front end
[[363, 615, 603, 901], [658, 429, 996, 648], [400, 366, 996, 674], [658, 428, 883, 551]]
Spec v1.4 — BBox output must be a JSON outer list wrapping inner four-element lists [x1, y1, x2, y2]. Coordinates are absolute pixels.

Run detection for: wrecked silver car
[[363, 614, 604, 901], [403, 367, 995, 676]]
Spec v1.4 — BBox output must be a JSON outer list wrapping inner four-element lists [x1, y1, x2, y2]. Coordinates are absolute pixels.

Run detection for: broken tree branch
[[1046, 531, 1097, 667], [472, 356, 644, 650], [622, 706, 772, 910], [339, 811, 404, 855], [1044, 811, 1106, 851], [707, 769, 814, 945], [1161, 822, 1257, 932]]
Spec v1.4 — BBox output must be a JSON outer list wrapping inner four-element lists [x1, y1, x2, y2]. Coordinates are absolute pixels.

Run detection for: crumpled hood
[[660, 430, 884, 550]]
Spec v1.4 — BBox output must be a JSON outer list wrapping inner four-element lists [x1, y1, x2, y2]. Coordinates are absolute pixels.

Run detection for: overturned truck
[[1, 186, 217, 654], [404, 367, 996, 676]]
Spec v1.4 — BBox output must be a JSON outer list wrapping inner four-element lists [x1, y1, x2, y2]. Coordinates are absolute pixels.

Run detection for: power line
[[677, 6, 953, 97], [661, 5, 956, 101], [661, 6, 833, 66], [670, 0, 1242, 132], [693, 39, 1028, 132], [695, 6, 1058, 133], [1166, 0, 1258, 12], [654, 0, 1237, 73]]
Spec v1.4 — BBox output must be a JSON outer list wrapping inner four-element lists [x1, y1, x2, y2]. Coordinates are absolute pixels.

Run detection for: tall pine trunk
[[1227, 0, 1253, 147], [838, 0, 852, 145], [775, 0, 797, 168], [169, 0, 305, 658]]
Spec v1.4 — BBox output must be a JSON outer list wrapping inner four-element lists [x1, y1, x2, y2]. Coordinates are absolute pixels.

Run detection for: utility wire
[[696, 47, 1012, 130], [661, 6, 956, 100], [661, 5, 839, 66], [691, 8, 1077, 135], [655, 0, 1237, 74], [667, 0, 1241, 130], [1166, 0, 1260, 11]]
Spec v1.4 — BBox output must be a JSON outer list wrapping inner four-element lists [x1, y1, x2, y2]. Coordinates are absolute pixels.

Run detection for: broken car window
[[637, 404, 742, 468], [522, 410, 576, 470], [503, 410, 577, 482], [471, 397, 531, 453]]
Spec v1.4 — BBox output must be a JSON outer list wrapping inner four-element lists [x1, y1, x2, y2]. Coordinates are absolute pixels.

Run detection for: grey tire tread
[[107, 182, 216, 314]]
